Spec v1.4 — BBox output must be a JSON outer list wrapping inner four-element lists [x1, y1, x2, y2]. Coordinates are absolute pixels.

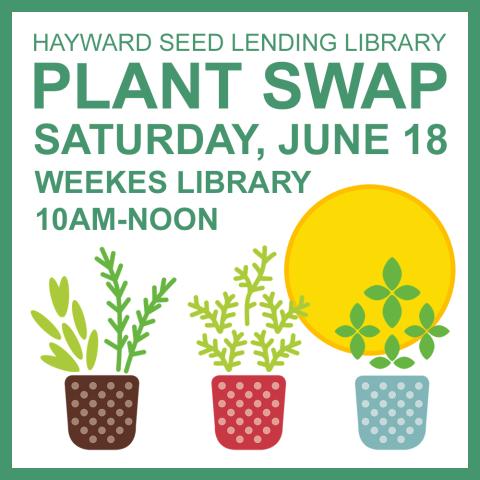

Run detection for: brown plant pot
[[65, 375, 139, 450], [212, 375, 286, 450]]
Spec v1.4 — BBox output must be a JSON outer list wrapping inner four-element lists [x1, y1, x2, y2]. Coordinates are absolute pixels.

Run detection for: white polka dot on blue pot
[[355, 376, 429, 449]]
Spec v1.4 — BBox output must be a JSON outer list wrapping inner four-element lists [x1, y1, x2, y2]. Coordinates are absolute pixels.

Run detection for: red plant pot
[[212, 375, 286, 450], [65, 375, 139, 449]]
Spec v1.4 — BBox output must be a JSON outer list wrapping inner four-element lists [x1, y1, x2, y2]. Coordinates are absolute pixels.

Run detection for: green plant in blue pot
[[284, 186, 455, 451], [337, 258, 450, 449]]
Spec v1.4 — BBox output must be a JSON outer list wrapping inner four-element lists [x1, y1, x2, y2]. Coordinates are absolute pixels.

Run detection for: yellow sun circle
[[284, 185, 455, 355]]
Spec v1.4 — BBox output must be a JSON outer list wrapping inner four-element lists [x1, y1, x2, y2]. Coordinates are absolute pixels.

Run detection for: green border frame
[[0, 0, 478, 478]]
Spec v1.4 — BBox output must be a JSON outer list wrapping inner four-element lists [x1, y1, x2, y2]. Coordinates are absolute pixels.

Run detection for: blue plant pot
[[355, 376, 429, 450]]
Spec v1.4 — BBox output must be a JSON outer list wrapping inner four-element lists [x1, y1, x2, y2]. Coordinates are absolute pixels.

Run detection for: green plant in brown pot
[[32, 247, 175, 450]]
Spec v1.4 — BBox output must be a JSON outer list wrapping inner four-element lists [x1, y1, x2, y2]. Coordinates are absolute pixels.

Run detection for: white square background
[[12, 12, 468, 468]]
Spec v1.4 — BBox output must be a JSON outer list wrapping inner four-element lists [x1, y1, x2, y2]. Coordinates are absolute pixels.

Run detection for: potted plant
[[31, 247, 175, 449], [284, 185, 455, 451], [335, 257, 449, 449], [188, 246, 308, 450]]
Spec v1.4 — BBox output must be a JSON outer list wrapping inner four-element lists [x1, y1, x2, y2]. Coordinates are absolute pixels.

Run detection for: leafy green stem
[[234, 246, 276, 327], [124, 278, 176, 373], [260, 293, 309, 334], [95, 247, 131, 372], [197, 330, 246, 372], [251, 330, 301, 372], [188, 292, 237, 334]]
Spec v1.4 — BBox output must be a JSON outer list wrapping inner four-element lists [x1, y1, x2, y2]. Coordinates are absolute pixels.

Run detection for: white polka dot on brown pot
[[71, 382, 79, 390], [107, 435, 115, 444], [125, 418, 133, 426], [125, 382, 133, 390], [107, 382, 115, 390], [80, 391, 88, 399]]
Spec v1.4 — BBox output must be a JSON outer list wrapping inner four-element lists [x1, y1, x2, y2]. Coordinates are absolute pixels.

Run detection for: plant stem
[[124, 278, 176, 373], [95, 248, 130, 373], [124, 308, 150, 374], [244, 260, 267, 327], [124, 352, 134, 373], [112, 275, 124, 372]]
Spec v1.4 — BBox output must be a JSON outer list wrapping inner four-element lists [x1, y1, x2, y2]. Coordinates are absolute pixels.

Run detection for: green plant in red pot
[[189, 246, 308, 450], [32, 247, 175, 450]]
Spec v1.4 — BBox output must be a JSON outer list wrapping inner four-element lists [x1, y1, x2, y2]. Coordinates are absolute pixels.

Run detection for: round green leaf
[[395, 285, 420, 300], [86, 330, 99, 370], [370, 357, 391, 369], [420, 333, 435, 359], [419, 303, 435, 329], [383, 258, 402, 290], [49, 277, 69, 318], [335, 325, 355, 337], [385, 334, 400, 361], [350, 303, 365, 329], [359, 325, 380, 337], [31, 310, 61, 339], [350, 334, 365, 359], [364, 285, 390, 300], [394, 357, 415, 369], [430, 325, 450, 337], [383, 295, 402, 328], [72, 300, 87, 340], [404, 325, 425, 337], [62, 323, 83, 360]]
